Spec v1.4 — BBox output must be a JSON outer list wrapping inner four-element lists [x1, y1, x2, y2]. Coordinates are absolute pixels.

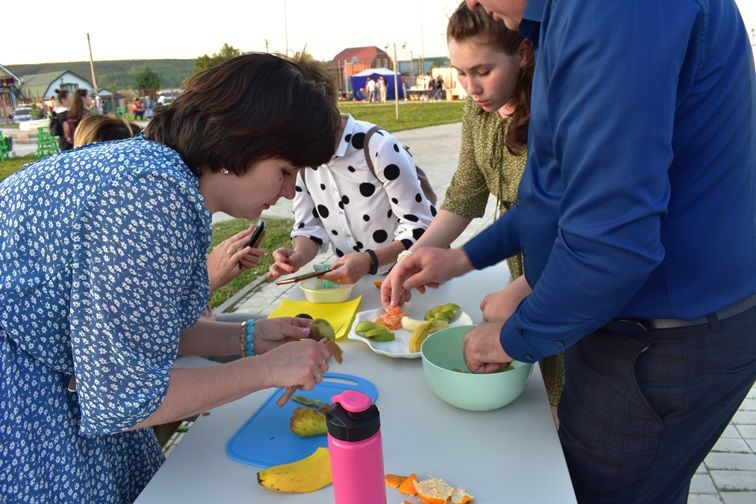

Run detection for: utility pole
[[284, 0, 289, 56], [392, 43, 400, 120], [86, 33, 98, 100]]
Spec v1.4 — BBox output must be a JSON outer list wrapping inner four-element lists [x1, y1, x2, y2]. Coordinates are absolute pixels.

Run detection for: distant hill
[[7, 59, 194, 90]]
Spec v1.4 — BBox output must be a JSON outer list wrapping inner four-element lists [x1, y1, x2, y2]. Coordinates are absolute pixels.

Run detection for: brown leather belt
[[603, 292, 756, 336]]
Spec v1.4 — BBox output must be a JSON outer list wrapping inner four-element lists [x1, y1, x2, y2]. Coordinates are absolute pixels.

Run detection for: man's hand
[[480, 275, 532, 322], [381, 247, 474, 307], [463, 321, 514, 373]]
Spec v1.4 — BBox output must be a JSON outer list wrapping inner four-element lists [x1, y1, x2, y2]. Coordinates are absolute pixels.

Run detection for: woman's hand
[[206, 224, 265, 291], [322, 252, 371, 284], [258, 339, 332, 390], [266, 248, 307, 280], [253, 317, 312, 354]]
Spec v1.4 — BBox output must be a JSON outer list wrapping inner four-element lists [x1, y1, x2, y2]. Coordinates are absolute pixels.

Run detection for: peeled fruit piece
[[414, 478, 455, 504], [356, 321, 395, 342], [307, 318, 343, 363], [398, 473, 418, 496], [451, 487, 475, 504], [374, 305, 405, 330], [385, 473, 408, 489], [402, 316, 449, 332], [424, 303, 461, 323], [257, 446, 332, 493], [409, 322, 432, 353], [308, 318, 335, 340], [289, 407, 327, 437]]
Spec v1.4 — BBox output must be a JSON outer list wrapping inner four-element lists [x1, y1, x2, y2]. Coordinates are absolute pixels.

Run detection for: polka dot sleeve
[[291, 171, 328, 249], [367, 131, 434, 243], [69, 173, 207, 435]]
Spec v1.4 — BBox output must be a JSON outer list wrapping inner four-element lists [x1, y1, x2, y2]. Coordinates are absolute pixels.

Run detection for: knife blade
[[275, 267, 335, 286]]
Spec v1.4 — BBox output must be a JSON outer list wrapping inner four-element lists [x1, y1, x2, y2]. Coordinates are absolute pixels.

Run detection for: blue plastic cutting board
[[226, 373, 378, 468]]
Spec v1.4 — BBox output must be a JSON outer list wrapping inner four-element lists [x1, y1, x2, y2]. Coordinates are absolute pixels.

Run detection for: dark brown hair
[[144, 53, 341, 176], [447, 2, 534, 155], [68, 89, 89, 121]]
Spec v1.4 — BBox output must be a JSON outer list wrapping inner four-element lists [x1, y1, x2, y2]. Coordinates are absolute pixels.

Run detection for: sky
[[3, 0, 755, 66]]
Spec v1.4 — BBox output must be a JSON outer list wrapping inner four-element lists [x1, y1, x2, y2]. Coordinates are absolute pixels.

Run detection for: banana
[[402, 316, 449, 333], [257, 446, 332, 493]]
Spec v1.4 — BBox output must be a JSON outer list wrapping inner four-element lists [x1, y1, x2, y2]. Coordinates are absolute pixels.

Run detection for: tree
[[135, 67, 161, 96], [192, 43, 242, 74]]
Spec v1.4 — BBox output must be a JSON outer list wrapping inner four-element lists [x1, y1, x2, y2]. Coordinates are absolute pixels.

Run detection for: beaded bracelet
[[396, 249, 414, 263], [240, 319, 256, 357]]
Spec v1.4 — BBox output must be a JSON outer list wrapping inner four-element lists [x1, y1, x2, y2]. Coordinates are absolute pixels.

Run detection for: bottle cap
[[326, 390, 380, 442]]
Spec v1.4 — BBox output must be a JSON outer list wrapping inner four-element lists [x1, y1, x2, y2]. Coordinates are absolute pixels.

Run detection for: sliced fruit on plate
[[424, 303, 461, 323], [374, 305, 406, 330]]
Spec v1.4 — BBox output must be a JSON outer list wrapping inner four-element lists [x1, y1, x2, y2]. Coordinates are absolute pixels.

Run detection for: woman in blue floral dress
[[0, 54, 340, 503]]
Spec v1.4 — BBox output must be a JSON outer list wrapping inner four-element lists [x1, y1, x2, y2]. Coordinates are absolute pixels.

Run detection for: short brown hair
[[144, 53, 341, 176], [448, 1, 534, 154]]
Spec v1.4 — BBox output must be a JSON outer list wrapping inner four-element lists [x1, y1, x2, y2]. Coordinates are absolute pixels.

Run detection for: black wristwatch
[[366, 249, 379, 275]]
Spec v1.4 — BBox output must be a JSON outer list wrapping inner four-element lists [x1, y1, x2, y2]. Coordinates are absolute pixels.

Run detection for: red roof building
[[330, 46, 392, 76]]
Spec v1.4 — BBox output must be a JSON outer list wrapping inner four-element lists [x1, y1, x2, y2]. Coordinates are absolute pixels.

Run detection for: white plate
[[347, 305, 473, 359]]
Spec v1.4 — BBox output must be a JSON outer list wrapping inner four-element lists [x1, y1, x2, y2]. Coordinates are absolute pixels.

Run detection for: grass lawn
[[0, 155, 35, 182], [0, 103, 461, 307], [338, 101, 464, 132], [209, 218, 293, 308]]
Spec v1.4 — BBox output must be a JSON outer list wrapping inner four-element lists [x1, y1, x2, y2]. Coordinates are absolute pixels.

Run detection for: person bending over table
[[0, 53, 338, 503], [267, 61, 434, 286], [384, 1, 756, 502]]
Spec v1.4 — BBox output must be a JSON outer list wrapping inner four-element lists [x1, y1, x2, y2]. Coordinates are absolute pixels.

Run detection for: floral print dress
[[0, 136, 211, 503]]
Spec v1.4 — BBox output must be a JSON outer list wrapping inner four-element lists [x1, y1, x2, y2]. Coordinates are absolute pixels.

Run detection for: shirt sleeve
[[70, 172, 208, 435], [441, 99, 491, 218], [291, 171, 328, 250], [368, 130, 434, 244], [499, 1, 696, 362]]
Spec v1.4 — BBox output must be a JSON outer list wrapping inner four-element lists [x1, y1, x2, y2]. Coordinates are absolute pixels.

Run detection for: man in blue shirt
[[384, 0, 756, 501]]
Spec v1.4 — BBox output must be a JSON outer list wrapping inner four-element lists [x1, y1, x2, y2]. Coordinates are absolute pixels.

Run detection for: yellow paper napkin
[[267, 296, 362, 340]]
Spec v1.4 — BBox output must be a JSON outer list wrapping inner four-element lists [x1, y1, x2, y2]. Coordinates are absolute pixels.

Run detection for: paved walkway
[[215, 122, 756, 502]]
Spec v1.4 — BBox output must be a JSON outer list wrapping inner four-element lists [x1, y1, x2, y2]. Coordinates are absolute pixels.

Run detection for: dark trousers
[[558, 305, 756, 504]]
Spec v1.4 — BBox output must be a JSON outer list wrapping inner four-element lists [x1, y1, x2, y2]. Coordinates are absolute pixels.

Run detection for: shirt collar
[[520, 0, 546, 48], [333, 114, 356, 159]]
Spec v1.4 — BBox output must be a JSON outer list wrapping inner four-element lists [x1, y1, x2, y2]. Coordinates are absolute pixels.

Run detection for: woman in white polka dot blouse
[[267, 62, 435, 285]]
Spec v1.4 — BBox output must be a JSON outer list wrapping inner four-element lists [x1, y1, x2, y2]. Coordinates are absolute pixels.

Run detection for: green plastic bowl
[[421, 325, 533, 411]]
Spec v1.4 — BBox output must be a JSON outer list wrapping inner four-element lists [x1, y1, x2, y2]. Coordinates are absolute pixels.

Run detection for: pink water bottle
[[326, 390, 386, 504]]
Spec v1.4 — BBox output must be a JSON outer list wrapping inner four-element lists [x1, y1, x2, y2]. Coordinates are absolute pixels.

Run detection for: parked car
[[12, 106, 32, 123]]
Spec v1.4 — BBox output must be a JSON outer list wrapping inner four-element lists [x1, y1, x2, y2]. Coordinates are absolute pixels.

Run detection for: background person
[[387, 0, 756, 502], [62, 89, 93, 147], [0, 53, 340, 503], [49, 88, 72, 151]]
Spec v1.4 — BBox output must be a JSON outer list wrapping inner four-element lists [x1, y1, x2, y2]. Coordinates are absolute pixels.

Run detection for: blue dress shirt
[[464, 0, 756, 363]]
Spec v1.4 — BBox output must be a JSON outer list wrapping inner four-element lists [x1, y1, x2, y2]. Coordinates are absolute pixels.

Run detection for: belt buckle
[[609, 318, 650, 336]]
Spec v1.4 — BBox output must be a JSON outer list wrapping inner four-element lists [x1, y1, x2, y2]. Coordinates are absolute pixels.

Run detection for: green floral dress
[[442, 97, 564, 406]]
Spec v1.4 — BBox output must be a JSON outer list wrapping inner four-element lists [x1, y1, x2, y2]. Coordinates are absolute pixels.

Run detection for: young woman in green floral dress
[[383, 2, 564, 424]]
